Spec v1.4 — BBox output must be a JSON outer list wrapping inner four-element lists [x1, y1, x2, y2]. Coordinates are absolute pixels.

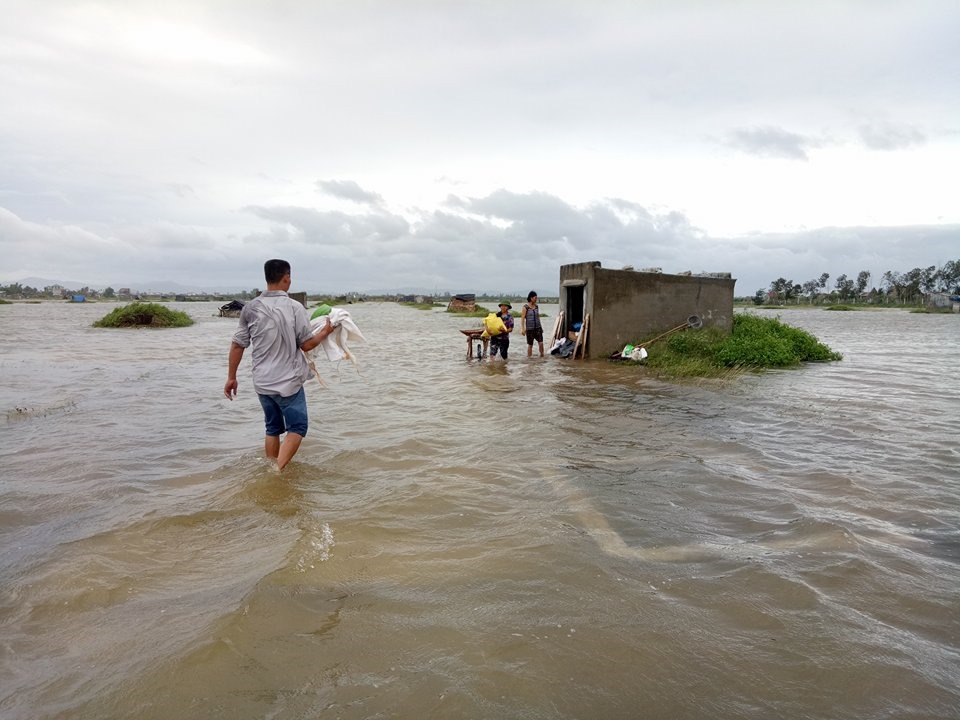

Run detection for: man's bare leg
[[276, 432, 303, 471], [265, 434, 280, 460]]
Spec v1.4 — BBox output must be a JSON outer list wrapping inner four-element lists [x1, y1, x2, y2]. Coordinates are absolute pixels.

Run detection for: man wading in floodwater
[[223, 259, 334, 471]]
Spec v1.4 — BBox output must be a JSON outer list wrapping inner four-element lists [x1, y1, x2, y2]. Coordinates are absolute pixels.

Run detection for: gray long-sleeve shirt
[[232, 291, 314, 396]]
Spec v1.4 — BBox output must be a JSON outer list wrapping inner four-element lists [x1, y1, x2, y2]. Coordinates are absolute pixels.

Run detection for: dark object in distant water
[[219, 299, 245, 318]]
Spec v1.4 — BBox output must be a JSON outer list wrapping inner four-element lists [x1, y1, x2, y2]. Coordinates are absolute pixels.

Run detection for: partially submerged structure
[[447, 293, 477, 312], [927, 292, 960, 312], [557, 261, 736, 359], [219, 300, 245, 318]]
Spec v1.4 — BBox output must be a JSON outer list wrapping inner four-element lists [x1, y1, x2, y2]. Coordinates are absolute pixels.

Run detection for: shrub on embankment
[[93, 302, 194, 328], [640, 313, 842, 378]]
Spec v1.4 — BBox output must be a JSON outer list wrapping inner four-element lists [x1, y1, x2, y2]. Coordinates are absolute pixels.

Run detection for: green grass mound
[[825, 304, 858, 311], [639, 313, 841, 377], [93, 302, 194, 328]]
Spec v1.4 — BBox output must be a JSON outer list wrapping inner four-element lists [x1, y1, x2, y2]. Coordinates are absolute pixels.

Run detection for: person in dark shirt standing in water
[[489, 300, 514, 361], [521, 290, 544, 358], [224, 259, 334, 471]]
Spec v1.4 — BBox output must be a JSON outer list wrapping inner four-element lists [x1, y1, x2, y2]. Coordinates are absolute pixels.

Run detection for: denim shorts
[[258, 387, 308, 437]]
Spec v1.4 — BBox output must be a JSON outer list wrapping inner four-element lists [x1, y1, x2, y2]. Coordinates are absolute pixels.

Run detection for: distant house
[[447, 293, 477, 312]]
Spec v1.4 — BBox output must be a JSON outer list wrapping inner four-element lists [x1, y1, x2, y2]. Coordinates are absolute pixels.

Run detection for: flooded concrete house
[[557, 261, 736, 359]]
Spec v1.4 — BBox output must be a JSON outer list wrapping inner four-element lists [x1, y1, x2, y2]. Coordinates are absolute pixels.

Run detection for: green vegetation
[[824, 304, 858, 311], [0, 298, 10, 305], [751, 259, 959, 308], [93, 302, 194, 328], [635, 313, 841, 378], [400, 301, 440, 311]]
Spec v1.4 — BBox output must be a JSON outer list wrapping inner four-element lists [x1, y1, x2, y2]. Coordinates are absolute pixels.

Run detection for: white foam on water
[[296, 520, 335, 572]]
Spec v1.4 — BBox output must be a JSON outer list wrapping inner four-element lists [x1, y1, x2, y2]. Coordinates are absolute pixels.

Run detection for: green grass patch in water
[[93, 302, 194, 328], [638, 313, 841, 378], [400, 302, 440, 311]]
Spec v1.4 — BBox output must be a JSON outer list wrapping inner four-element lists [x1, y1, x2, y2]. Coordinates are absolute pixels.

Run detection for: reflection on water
[[1, 302, 958, 719]]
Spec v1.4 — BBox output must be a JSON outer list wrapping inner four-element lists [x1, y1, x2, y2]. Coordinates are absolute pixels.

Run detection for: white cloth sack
[[305, 308, 367, 386]]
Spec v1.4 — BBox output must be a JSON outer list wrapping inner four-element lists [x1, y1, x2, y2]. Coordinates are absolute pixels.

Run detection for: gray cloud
[[165, 183, 196, 198], [315, 179, 384, 205], [858, 122, 927, 151], [242, 205, 409, 246], [3, 191, 957, 298], [723, 126, 817, 161]]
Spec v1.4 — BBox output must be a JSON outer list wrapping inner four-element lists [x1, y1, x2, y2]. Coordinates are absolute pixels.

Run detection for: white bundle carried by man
[[305, 307, 366, 386]]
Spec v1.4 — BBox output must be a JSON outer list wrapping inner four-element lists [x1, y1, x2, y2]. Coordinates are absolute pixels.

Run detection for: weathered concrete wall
[[559, 261, 736, 359]]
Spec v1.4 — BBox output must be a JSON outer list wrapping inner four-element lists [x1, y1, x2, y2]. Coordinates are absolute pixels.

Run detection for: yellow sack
[[483, 313, 507, 336]]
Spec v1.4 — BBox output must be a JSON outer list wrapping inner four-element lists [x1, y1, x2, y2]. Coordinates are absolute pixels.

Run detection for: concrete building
[[557, 261, 736, 359]]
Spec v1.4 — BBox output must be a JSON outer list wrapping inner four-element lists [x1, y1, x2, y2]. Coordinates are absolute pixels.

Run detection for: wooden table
[[460, 329, 487, 359]]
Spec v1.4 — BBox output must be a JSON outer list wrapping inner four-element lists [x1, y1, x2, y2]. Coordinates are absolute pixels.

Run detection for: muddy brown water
[[1, 301, 958, 719]]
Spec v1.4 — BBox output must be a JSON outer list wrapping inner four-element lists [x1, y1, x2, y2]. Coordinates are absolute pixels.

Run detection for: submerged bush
[[93, 302, 194, 328], [639, 313, 841, 377]]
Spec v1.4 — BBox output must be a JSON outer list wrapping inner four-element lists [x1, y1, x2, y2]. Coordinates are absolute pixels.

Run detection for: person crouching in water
[[489, 300, 514, 361], [521, 291, 544, 358]]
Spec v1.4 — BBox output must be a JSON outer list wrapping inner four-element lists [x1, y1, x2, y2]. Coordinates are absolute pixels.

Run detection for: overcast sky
[[1, 1, 957, 295]]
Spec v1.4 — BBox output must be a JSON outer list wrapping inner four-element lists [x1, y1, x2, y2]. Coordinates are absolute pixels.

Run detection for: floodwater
[[1, 301, 958, 720]]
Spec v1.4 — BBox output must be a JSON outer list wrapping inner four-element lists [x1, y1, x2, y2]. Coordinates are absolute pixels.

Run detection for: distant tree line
[[752, 260, 960, 306], [0, 282, 263, 301], [0, 282, 110, 299]]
